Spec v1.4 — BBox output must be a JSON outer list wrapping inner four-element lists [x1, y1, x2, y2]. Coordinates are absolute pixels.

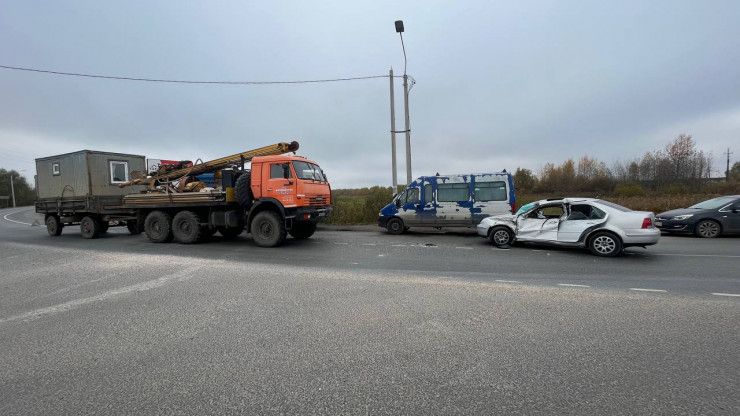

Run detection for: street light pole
[[10, 173, 15, 207], [395, 20, 413, 184]]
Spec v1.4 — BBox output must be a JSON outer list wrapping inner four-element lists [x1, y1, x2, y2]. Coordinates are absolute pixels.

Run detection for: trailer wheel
[[80, 216, 100, 239], [217, 226, 243, 239], [144, 210, 173, 243], [250, 211, 286, 247], [98, 221, 110, 234], [126, 220, 141, 235], [289, 222, 317, 240], [172, 211, 204, 244], [235, 173, 254, 209], [45, 214, 63, 236]]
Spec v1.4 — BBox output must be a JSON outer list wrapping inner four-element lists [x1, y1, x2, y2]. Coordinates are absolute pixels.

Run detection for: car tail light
[[511, 202, 517, 214], [641, 218, 653, 229]]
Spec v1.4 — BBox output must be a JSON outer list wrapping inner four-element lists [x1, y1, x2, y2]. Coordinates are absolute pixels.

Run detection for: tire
[[80, 216, 100, 239], [98, 221, 110, 234], [250, 211, 286, 247], [235, 173, 253, 209], [127, 220, 142, 235], [172, 211, 204, 244], [289, 222, 317, 240], [489, 226, 514, 247], [694, 220, 721, 238], [386, 218, 405, 235], [217, 226, 243, 239], [588, 232, 622, 257], [144, 210, 173, 243], [45, 214, 63, 236]]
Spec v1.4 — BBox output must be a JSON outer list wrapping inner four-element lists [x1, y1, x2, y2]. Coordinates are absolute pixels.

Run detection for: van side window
[[405, 187, 420, 203], [424, 184, 433, 203], [474, 181, 507, 201], [437, 183, 469, 202]]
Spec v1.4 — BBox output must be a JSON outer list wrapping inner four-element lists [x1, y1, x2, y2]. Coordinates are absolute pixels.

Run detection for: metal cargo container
[[35, 150, 147, 199]]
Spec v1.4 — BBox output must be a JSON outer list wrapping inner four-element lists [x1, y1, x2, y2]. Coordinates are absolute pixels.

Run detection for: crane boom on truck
[[35, 140, 332, 247], [118, 141, 300, 189]]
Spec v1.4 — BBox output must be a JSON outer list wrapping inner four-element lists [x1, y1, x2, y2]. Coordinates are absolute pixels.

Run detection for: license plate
[[654, 221, 662, 227], [318, 212, 326, 217]]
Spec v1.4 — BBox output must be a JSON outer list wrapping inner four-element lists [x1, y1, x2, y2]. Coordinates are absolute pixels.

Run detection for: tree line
[[0, 169, 35, 207]]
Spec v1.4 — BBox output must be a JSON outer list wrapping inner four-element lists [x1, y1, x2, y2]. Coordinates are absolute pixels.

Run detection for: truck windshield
[[292, 161, 326, 182]]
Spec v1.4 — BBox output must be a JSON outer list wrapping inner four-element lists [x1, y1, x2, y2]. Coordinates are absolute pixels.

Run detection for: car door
[[720, 200, 740, 231], [396, 186, 424, 226], [557, 204, 608, 243], [515, 203, 563, 241]]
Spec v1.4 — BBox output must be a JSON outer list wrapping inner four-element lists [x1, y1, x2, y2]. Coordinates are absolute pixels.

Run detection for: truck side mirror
[[282, 163, 291, 179]]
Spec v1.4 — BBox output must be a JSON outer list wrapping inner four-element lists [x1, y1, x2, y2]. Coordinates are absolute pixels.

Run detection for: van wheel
[[80, 216, 100, 239], [387, 218, 405, 235], [172, 211, 204, 244], [251, 211, 286, 247], [589, 232, 622, 257], [289, 222, 317, 239], [235, 173, 253, 209], [489, 226, 513, 247], [144, 210, 173, 243], [45, 215, 63, 236]]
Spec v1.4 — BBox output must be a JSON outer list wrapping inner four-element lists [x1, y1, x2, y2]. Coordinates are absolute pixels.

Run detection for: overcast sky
[[2, 1, 739, 188]]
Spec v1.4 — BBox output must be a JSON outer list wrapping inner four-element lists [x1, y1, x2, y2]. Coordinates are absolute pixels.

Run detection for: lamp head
[[395, 20, 404, 33]]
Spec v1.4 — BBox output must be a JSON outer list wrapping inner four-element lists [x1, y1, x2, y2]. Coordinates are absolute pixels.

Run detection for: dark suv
[[655, 195, 740, 238]]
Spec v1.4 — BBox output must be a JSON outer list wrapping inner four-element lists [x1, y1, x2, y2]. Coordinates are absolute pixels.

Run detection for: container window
[[437, 183, 469, 202], [110, 161, 129, 184], [474, 181, 507, 201], [52, 162, 60, 176]]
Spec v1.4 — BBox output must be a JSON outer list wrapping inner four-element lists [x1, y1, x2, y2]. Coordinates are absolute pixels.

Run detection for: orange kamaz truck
[[35, 141, 332, 247]]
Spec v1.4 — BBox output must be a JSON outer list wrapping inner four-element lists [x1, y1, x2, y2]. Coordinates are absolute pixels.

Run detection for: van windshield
[[292, 161, 326, 182]]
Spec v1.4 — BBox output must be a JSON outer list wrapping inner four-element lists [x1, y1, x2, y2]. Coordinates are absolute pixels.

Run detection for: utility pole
[[395, 20, 412, 184], [10, 173, 16, 208], [389, 68, 398, 192], [726, 148, 733, 182]]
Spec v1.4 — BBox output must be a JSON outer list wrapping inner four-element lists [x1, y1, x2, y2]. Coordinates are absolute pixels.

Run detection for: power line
[[0, 64, 399, 85]]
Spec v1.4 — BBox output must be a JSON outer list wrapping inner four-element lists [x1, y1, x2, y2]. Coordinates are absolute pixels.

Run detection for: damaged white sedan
[[477, 198, 660, 257]]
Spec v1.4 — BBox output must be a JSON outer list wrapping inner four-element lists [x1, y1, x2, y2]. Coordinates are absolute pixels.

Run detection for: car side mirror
[[395, 199, 402, 207]]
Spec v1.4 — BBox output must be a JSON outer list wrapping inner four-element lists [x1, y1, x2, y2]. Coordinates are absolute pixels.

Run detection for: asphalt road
[[1, 207, 739, 415]]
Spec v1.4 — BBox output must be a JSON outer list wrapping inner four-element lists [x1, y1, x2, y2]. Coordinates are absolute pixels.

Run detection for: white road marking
[[362, 243, 376, 246], [391, 244, 407, 247], [495, 280, 523, 283], [334, 242, 349, 245], [0, 266, 203, 325], [558, 284, 590, 288], [2, 209, 37, 226], [629, 288, 667, 293], [711, 293, 740, 297], [455, 247, 474, 250], [654, 254, 740, 259]]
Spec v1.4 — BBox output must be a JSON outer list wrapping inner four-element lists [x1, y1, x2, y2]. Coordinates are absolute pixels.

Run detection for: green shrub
[[615, 183, 646, 197]]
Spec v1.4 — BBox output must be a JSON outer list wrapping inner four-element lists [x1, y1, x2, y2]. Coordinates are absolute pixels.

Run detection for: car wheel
[[489, 226, 513, 247], [694, 220, 721, 238], [589, 232, 622, 257], [386, 218, 405, 235]]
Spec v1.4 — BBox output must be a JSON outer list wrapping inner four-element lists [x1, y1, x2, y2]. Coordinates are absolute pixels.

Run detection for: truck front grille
[[307, 194, 330, 206]]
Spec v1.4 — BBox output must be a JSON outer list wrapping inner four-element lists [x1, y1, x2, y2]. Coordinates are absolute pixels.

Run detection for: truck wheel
[[386, 218, 405, 235], [172, 211, 204, 244], [126, 220, 142, 235], [250, 211, 286, 247], [235, 173, 253, 209], [289, 222, 317, 240], [144, 210, 173, 243], [489, 226, 513, 247], [45, 215, 63, 236], [588, 232, 622, 257], [80, 216, 100, 239], [98, 221, 110, 234], [217, 226, 243, 239]]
